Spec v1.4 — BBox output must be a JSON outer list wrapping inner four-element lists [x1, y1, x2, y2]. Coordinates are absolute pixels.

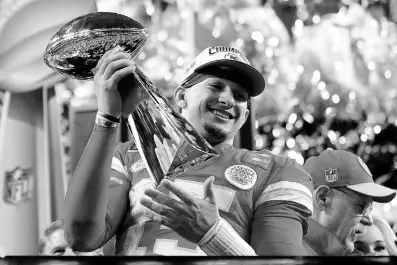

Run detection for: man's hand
[[140, 176, 219, 243], [92, 46, 136, 118]]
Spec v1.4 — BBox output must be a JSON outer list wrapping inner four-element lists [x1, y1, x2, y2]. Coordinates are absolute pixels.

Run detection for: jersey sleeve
[[250, 153, 314, 255], [88, 141, 137, 249], [101, 142, 134, 245], [254, 159, 314, 215], [110, 141, 134, 184], [64, 125, 130, 251]]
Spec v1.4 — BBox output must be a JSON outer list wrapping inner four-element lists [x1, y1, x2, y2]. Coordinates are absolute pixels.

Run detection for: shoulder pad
[[242, 149, 274, 170]]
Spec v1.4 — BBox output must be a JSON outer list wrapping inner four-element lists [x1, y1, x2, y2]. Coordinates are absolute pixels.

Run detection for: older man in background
[[302, 149, 396, 256]]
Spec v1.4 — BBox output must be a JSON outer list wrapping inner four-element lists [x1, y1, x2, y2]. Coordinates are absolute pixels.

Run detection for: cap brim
[[347, 183, 396, 203], [196, 60, 265, 97]]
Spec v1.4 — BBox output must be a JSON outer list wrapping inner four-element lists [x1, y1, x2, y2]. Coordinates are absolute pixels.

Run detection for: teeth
[[213, 110, 230, 119]]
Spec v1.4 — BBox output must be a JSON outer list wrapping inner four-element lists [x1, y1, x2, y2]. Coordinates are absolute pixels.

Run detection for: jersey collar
[[213, 142, 233, 154]]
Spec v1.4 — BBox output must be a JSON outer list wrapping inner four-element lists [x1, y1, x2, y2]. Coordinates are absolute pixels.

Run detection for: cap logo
[[224, 52, 240, 61], [357, 157, 372, 176], [324, 168, 338, 183], [224, 165, 257, 190]]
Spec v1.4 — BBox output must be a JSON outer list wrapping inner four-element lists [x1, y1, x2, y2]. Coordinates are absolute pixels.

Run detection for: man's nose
[[218, 87, 235, 107], [361, 212, 373, 226]]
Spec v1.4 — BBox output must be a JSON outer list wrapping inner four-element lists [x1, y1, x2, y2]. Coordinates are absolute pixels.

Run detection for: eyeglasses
[[333, 187, 373, 217]]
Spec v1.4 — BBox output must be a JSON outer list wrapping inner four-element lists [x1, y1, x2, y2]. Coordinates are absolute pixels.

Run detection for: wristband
[[97, 110, 120, 123], [95, 113, 119, 128], [198, 218, 256, 256], [198, 218, 221, 246]]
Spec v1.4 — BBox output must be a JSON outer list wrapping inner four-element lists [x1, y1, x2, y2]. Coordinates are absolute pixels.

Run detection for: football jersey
[[110, 141, 313, 256]]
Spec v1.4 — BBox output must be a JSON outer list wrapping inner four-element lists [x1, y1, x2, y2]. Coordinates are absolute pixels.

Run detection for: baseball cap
[[303, 149, 396, 203], [181, 46, 265, 97]]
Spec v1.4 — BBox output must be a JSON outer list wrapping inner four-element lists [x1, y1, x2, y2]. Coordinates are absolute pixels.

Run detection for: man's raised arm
[[64, 46, 141, 251]]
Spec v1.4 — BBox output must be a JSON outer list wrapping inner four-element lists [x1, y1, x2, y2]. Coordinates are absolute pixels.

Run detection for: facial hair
[[203, 121, 229, 144]]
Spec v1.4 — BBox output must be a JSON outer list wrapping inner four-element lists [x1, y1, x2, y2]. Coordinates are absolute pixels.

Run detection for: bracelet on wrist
[[95, 114, 119, 128], [97, 110, 120, 123]]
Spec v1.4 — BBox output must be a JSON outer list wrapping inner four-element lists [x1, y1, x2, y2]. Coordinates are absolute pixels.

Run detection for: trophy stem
[[126, 112, 160, 185], [125, 67, 218, 186]]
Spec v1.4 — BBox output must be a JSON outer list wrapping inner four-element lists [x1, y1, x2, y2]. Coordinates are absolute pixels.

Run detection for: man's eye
[[209, 84, 221, 90], [234, 93, 247, 102], [357, 204, 367, 213]]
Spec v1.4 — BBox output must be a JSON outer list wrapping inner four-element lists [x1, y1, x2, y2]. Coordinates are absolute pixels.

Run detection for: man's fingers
[[203, 176, 216, 204], [92, 49, 114, 74], [143, 207, 173, 228], [108, 64, 136, 85], [144, 188, 185, 213], [97, 51, 131, 78], [103, 58, 134, 80], [160, 179, 195, 205], [94, 46, 123, 75], [140, 196, 178, 220]]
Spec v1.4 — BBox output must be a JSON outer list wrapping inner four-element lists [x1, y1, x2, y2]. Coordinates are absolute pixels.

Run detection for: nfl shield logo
[[3, 166, 33, 205], [324, 168, 338, 183]]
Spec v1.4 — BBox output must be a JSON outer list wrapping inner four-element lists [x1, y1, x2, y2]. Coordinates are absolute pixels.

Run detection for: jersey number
[[133, 222, 206, 256], [130, 179, 235, 255], [153, 226, 206, 256]]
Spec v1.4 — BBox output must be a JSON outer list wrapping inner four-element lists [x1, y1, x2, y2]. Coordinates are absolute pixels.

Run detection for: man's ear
[[242, 99, 251, 123], [243, 108, 250, 123], [174, 86, 187, 109], [314, 185, 331, 211]]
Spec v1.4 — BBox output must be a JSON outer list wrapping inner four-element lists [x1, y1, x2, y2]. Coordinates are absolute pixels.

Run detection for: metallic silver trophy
[[44, 12, 218, 186]]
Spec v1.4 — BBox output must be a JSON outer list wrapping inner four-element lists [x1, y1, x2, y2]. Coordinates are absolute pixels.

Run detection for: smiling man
[[302, 150, 396, 256], [64, 46, 314, 256]]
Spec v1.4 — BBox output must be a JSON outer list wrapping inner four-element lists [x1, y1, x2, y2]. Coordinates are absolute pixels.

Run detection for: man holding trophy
[[54, 13, 314, 256], [62, 45, 313, 256]]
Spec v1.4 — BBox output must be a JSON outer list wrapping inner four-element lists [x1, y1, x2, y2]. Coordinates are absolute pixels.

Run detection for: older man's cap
[[303, 149, 396, 203]]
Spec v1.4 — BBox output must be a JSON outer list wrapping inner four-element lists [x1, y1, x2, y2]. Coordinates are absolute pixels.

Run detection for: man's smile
[[208, 107, 235, 120]]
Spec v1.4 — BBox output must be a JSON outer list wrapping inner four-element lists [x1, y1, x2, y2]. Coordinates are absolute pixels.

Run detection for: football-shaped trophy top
[[44, 12, 148, 80]]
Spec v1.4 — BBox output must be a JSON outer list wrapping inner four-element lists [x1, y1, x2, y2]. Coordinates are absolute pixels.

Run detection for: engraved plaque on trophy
[[44, 12, 218, 186]]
